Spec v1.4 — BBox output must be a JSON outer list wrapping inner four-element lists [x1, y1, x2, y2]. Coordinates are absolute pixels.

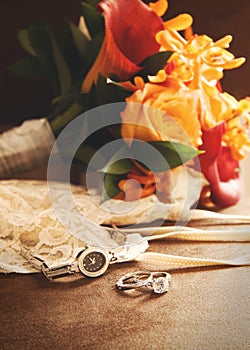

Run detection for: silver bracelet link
[[41, 262, 77, 280]]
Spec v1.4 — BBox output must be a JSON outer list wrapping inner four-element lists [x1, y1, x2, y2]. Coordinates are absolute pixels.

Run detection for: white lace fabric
[[0, 179, 162, 273], [1, 179, 250, 274], [0, 180, 78, 272]]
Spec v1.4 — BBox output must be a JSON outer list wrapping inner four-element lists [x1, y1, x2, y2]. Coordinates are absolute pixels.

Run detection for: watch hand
[[88, 257, 96, 265], [90, 257, 96, 264]]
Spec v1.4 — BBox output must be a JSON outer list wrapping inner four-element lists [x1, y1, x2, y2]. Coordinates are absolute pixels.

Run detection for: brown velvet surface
[[0, 193, 250, 349]]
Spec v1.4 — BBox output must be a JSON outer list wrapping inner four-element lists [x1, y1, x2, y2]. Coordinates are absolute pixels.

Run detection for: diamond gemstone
[[152, 277, 169, 294]]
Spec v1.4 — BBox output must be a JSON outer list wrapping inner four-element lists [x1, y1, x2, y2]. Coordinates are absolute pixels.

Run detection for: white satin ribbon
[[106, 222, 250, 268], [136, 252, 250, 268], [118, 225, 250, 242]]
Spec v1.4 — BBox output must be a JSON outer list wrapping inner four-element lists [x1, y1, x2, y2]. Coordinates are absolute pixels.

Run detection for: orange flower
[[222, 98, 250, 160], [198, 84, 250, 160], [117, 166, 156, 201], [155, 26, 250, 161], [81, 0, 165, 92], [120, 71, 202, 147], [81, 0, 250, 207], [156, 31, 245, 89]]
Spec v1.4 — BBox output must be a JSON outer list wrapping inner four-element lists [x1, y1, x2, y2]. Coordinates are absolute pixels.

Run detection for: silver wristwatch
[[21, 246, 118, 280]]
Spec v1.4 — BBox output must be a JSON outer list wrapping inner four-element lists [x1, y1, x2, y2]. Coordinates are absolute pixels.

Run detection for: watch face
[[78, 248, 109, 277]]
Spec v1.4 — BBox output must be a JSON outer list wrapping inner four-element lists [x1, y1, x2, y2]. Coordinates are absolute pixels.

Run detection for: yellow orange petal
[[156, 29, 186, 51], [214, 35, 232, 49], [148, 69, 167, 83], [149, 0, 168, 17], [122, 123, 161, 143], [132, 159, 153, 176], [190, 35, 212, 49], [201, 47, 234, 66], [127, 173, 155, 185], [119, 81, 138, 92], [201, 67, 224, 83], [134, 76, 145, 90], [222, 57, 246, 69], [170, 62, 193, 82], [164, 14, 193, 31], [184, 26, 193, 41], [238, 98, 250, 113]]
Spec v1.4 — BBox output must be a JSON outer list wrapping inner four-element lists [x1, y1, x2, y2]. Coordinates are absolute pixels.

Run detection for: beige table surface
[[0, 174, 250, 350]]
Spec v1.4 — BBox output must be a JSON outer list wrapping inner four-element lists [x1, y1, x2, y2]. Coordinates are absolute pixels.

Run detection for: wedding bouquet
[[2, 0, 250, 210], [2, 0, 250, 278]]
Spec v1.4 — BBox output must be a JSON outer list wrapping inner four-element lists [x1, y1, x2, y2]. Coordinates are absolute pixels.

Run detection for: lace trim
[[0, 179, 162, 273]]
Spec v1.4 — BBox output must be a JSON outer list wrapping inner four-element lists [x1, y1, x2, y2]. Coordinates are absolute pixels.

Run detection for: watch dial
[[82, 251, 106, 272]]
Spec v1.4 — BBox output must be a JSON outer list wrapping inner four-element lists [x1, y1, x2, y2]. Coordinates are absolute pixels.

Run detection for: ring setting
[[116, 271, 171, 294]]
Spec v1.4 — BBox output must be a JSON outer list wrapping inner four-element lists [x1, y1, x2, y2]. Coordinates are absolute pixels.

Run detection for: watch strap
[[21, 247, 79, 280]]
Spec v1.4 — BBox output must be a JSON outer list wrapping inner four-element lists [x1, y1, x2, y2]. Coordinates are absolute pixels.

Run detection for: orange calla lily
[[199, 123, 241, 208], [81, 0, 165, 92]]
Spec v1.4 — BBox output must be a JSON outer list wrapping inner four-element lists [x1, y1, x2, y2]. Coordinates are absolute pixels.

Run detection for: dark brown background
[[0, 0, 249, 125]]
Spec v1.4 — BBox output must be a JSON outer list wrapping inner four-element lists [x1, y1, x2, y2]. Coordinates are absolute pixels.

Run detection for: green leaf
[[17, 23, 60, 96], [52, 93, 77, 106], [74, 144, 103, 167], [50, 92, 80, 119], [137, 51, 173, 80], [102, 173, 123, 201], [50, 34, 72, 95], [16, 23, 79, 97], [150, 140, 199, 171], [95, 74, 132, 106], [81, 2, 104, 37], [84, 31, 105, 71], [54, 26, 86, 86], [130, 140, 199, 172], [50, 79, 85, 117], [100, 158, 133, 175], [98, 146, 132, 174], [83, 0, 100, 7], [50, 101, 87, 136], [18, 29, 37, 56], [8, 57, 45, 79], [69, 21, 89, 60]]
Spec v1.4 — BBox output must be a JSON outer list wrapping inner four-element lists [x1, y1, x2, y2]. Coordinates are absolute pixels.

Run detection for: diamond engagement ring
[[116, 271, 171, 294]]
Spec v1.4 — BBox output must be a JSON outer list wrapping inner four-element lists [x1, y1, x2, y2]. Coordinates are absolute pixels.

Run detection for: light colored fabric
[[0, 119, 55, 178], [0, 179, 162, 273], [1, 179, 250, 274]]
